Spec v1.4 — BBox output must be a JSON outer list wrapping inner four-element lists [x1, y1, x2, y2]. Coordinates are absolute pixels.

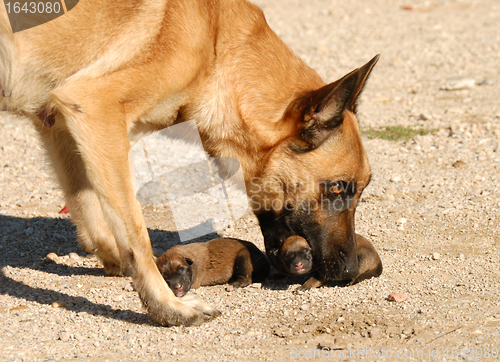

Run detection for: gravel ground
[[1, 0, 500, 361]]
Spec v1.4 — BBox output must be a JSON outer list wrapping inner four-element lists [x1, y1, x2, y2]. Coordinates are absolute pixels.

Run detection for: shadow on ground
[[0, 214, 221, 326]]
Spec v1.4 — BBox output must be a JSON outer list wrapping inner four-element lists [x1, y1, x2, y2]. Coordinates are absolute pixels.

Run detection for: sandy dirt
[[1, 0, 499, 361]]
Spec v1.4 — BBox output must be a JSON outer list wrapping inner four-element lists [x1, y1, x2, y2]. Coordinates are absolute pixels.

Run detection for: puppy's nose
[[175, 285, 183, 292]]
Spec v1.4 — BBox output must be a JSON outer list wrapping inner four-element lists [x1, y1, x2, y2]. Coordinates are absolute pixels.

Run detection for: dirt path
[[1, 0, 499, 361]]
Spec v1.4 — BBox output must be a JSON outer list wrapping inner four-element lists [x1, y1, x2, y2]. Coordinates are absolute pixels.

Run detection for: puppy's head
[[280, 236, 313, 275], [156, 251, 194, 297]]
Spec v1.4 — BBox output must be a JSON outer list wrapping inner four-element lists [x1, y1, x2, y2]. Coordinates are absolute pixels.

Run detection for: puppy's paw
[[295, 276, 325, 292]]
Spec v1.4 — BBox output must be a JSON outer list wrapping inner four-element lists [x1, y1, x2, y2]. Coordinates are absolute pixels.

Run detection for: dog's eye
[[330, 182, 344, 194]]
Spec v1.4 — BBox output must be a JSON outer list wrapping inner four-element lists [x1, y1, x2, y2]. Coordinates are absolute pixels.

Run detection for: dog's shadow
[[0, 214, 220, 326]]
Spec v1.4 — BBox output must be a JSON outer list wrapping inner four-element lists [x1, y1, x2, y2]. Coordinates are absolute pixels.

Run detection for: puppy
[[298, 233, 383, 290], [279, 236, 313, 275], [156, 238, 270, 297]]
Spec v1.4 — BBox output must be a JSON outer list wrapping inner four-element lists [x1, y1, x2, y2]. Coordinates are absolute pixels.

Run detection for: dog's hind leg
[[35, 119, 127, 275], [49, 76, 214, 326]]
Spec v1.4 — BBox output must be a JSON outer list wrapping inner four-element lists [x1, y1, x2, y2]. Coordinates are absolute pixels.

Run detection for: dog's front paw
[[142, 294, 208, 327], [136, 279, 219, 326], [181, 293, 221, 319]]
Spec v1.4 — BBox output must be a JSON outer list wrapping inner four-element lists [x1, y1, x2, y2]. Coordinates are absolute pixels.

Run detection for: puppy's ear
[[184, 258, 194, 266], [157, 258, 171, 271], [287, 55, 379, 151]]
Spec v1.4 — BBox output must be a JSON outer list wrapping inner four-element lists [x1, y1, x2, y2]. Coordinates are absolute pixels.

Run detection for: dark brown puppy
[[279, 236, 313, 275], [297, 234, 383, 290], [156, 238, 270, 297]]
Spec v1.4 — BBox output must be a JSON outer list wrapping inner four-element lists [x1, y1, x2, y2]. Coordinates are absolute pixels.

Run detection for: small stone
[[46, 252, 60, 264], [337, 316, 345, 322], [478, 78, 495, 86], [432, 252, 441, 260], [273, 328, 291, 338], [390, 176, 402, 182], [68, 252, 81, 263], [58, 331, 72, 342], [418, 113, 431, 121], [441, 77, 476, 91], [369, 327, 382, 338], [388, 293, 407, 302], [300, 304, 310, 311], [9, 305, 29, 312], [452, 160, 467, 168], [387, 188, 397, 196], [396, 217, 407, 225], [124, 283, 135, 292], [250, 283, 262, 289], [459, 254, 465, 261], [52, 301, 67, 308]]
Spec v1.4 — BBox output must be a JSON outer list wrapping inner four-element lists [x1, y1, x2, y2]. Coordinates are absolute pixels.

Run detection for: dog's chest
[[129, 94, 186, 144]]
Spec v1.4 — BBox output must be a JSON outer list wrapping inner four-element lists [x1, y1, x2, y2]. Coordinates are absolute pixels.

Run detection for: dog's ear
[[184, 258, 194, 266], [288, 55, 379, 151]]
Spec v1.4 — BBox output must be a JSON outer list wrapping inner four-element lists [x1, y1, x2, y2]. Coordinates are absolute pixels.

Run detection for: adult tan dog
[[0, 0, 382, 326]]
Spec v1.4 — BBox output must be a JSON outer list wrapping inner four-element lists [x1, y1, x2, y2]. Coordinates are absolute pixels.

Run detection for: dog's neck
[[188, 0, 324, 182]]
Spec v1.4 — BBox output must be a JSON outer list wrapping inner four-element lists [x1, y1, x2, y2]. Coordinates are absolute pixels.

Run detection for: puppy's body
[[0, 0, 382, 326], [156, 238, 270, 296]]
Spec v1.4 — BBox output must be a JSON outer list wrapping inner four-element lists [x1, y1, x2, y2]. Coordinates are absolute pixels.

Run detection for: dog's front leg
[[50, 79, 217, 326]]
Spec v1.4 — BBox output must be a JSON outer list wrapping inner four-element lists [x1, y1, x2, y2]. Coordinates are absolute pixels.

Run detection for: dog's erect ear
[[288, 55, 379, 151], [184, 258, 194, 266]]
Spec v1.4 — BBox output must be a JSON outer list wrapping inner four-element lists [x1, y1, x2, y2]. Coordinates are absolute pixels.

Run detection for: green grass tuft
[[362, 126, 437, 142]]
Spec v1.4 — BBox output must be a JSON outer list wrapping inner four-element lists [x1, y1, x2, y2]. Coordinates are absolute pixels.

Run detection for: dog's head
[[251, 55, 378, 282], [156, 251, 194, 297], [280, 236, 313, 275]]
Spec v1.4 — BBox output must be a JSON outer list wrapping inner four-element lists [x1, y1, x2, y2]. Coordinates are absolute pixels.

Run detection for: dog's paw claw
[[203, 309, 221, 320]]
